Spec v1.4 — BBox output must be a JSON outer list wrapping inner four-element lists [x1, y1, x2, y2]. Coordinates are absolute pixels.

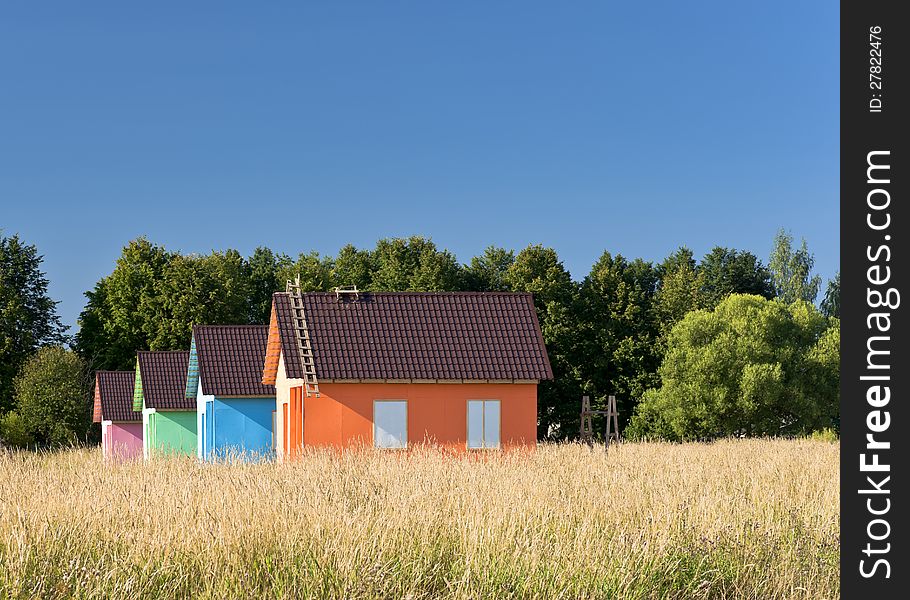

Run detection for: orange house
[[261, 291, 552, 456]]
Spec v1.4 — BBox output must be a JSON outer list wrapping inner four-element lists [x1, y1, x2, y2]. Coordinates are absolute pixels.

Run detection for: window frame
[[373, 399, 408, 449], [466, 399, 501, 450]]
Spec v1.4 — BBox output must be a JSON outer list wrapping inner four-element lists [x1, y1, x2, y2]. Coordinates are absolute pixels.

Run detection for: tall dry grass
[[0, 439, 838, 599]]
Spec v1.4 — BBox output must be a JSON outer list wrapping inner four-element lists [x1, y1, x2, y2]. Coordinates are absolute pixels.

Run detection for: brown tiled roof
[[137, 351, 192, 410], [266, 292, 552, 382], [94, 371, 138, 422], [193, 325, 274, 397]]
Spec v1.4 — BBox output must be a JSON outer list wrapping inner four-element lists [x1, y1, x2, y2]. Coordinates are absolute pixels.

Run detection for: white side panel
[[195, 379, 214, 460], [275, 349, 303, 459]]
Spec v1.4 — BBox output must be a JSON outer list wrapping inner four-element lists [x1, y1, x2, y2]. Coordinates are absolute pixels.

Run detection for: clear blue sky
[[1, 1, 839, 332]]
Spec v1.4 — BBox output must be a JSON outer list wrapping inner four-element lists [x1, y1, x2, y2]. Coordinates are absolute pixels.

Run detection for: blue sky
[[1, 1, 839, 332]]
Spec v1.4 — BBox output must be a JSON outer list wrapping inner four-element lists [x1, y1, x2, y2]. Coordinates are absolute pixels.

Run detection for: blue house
[[186, 325, 276, 461]]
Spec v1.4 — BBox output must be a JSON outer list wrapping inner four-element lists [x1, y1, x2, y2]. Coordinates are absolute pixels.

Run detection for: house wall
[[208, 397, 274, 460], [148, 410, 197, 457], [302, 382, 538, 451], [106, 422, 142, 459], [274, 351, 302, 458]]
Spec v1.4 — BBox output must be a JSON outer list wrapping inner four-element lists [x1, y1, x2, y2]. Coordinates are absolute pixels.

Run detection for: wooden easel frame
[[580, 395, 620, 447]]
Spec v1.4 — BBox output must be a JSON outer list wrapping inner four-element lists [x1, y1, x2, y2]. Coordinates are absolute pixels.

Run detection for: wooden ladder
[[286, 276, 320, 398]]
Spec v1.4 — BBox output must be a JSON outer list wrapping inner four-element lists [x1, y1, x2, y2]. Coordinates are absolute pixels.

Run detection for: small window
[[467, 400, 500, 449], [374, 400, 407, 449]]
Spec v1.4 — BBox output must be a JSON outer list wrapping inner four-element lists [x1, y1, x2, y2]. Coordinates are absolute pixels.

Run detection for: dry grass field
[[0, 439, 838, 599]]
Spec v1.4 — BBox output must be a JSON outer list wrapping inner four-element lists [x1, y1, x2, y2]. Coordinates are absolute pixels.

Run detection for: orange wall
[[301, 383, 537, 451]]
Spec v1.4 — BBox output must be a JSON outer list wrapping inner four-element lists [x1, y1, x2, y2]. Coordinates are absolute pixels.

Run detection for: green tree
[[0, 411, 35, 447], [14, 346, 91, 446], [74, 238, 171, 370], [145, 250, 253, 350], [628, 294, 839, 440], [370, 237, 463, 292], [577, 252, 661, 431], [464, 246, 515, 291], [505, 245, 582, 440], [653, 247, 708, 340], [333, 244, 375, 290], [820, 272, 840, 318], [1, 233, 68, 413], [247, 247, 291, 322], [768, 229, 822, 304], [700, 247, 774, 307], [74, 239, 264, 370], [278, 251, 335, 293]]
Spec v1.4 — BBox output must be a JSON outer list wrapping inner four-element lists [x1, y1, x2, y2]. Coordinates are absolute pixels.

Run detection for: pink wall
[[104, 422, 143, 460]]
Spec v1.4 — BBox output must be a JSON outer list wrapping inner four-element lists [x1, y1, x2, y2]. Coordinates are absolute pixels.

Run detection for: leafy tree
[[577, 252, 661, 431], [74, 238, 171, 370], [247, 247, 291, 322], [464, 246, 515, 291], [370, 237, 463, 292], [145, 250, 252, 350], [627, 294, 839, 440], [333, 244, 375, 290], [1, 233, 68, 413], [410, 246, 463, 292], [820, 272, 840, 318], [505, 245, 582, 440], [653, 247, 708, 340], [74, 240, 268, 370], [700, 247, 774, 307], [278, 251, 335, 293], [0, 411, 35, 447], [14, 346, 91, 446], [769, 229, 822, 304]]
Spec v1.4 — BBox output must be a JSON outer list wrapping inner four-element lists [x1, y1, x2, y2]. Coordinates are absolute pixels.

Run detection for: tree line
[[0, 230, 839, 446]]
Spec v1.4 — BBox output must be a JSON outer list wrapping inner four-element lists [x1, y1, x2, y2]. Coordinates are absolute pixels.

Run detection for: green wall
[[148, 410, 197, 456]]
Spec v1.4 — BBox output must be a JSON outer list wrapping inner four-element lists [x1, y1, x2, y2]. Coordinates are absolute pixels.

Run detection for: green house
[[134, 351, 196, 458]]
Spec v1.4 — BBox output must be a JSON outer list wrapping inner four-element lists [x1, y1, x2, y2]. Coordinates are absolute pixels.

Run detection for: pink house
[[93, 370, 143, 459]]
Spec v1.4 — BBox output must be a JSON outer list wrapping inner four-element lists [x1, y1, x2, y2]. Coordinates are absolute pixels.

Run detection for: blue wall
[[201, 397, 274, 461]]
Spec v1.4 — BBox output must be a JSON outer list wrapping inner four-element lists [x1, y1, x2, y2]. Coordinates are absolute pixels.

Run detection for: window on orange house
[[374, 400, 407, 449], [467, 400, 500, 449]]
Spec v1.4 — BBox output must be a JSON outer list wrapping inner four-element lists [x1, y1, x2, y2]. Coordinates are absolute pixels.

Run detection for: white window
[[467, 400, 500, 449], [374, 400, 407, 449]]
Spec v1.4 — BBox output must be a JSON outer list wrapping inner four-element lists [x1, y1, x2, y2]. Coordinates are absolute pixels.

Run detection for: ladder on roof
[[286, 275, 320, 398]]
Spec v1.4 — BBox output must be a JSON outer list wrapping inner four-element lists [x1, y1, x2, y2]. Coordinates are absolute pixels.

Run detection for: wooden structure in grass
[[133, 351, 195, 458], [93, 370, 142, 460], [187, 325, 276, 462], [262, 288, 553, 458], [580, 395, 620, 447]]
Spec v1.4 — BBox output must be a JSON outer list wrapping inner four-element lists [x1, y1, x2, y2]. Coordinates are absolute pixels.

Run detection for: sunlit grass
[[0, 439, 838, 599]]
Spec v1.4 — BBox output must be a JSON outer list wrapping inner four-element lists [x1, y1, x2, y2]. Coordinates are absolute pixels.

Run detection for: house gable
[[185, 335, 200, 401], [132, 359, 144, 412], [93, 376, 102, 423]]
